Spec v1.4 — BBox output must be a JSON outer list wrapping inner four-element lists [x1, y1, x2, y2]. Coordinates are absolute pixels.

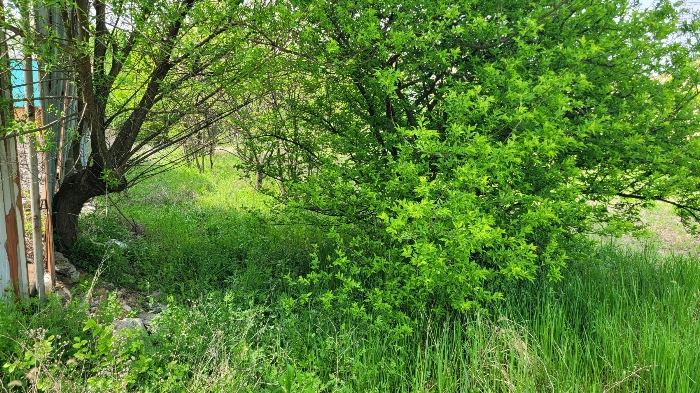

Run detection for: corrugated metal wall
[[0, 3, 81, 302], [36, 4, 82, 191], [36, 5, 80, 290], [0, 136, 28, 300]]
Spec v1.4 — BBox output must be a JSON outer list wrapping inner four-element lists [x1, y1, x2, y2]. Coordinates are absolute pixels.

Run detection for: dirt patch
[[614, 202, 700, 257]]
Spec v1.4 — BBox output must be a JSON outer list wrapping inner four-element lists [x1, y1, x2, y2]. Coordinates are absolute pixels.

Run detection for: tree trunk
[[184, 144, 192, 167], [196, 148, 203, 173], [255, 167, 264, 190], [52, 166, 126, 250]]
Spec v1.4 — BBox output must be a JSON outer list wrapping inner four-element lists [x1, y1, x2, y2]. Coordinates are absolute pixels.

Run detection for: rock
[[54, 252, 80, 281], [106, 239, 127, 250], [116, 288, 141, 311], [121, 304, 132, 312], [113, 318, 146, 333], [81, 203, 96, 214], [55, 286, 72, 306], [138, 311, 157, 327], [137, 311, 159, 334]]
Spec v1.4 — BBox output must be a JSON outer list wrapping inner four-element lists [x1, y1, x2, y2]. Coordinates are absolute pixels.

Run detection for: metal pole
[[24, 4, 45, 302]]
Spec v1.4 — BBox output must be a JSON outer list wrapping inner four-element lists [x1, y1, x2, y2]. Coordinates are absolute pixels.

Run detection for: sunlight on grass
[[596, 201, 700, 258]]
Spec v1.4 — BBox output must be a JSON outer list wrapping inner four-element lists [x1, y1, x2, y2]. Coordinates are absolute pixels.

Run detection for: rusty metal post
[[0, 139, 29, 301], [0, 0, 29, 302], [41, 133, 55, 288]]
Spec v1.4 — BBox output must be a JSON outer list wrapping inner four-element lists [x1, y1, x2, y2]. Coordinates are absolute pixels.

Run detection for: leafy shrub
[[251, 0, 700, 325]]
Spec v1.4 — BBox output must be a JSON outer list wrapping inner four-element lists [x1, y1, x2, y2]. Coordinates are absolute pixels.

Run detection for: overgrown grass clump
[[2, 154, 699, 392]]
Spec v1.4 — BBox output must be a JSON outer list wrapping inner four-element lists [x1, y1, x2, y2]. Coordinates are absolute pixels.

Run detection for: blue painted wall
[[9, 60, 40, 107]]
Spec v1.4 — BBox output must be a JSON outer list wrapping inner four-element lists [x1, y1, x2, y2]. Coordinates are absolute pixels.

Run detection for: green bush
[[245, 0, 700, 323]]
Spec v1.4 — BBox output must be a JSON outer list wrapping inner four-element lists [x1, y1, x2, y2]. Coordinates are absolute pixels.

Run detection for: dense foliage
[[2, 0, 700, 324], [232, 0, 700, 321], [3, 1, 700, 391]]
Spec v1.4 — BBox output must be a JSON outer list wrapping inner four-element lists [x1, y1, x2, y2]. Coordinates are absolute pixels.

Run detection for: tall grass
[[3, 153, 699, 392], [270, 242, 699, 392]]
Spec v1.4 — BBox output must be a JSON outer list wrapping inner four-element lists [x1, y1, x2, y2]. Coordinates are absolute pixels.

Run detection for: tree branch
[[616, 192, 700, 222], [110, 0, 198, 169]]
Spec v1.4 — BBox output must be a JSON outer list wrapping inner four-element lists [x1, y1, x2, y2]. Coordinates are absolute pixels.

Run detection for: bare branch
[[617, 193, 700, 222]]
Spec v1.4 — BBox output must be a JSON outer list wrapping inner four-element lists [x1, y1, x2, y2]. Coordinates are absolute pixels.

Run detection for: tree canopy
[[1, 0, 262, 247], [232, 0, 700, 324]]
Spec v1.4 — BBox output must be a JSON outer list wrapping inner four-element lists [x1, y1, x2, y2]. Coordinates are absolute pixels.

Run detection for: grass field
[[2, 153, 699, 392]]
